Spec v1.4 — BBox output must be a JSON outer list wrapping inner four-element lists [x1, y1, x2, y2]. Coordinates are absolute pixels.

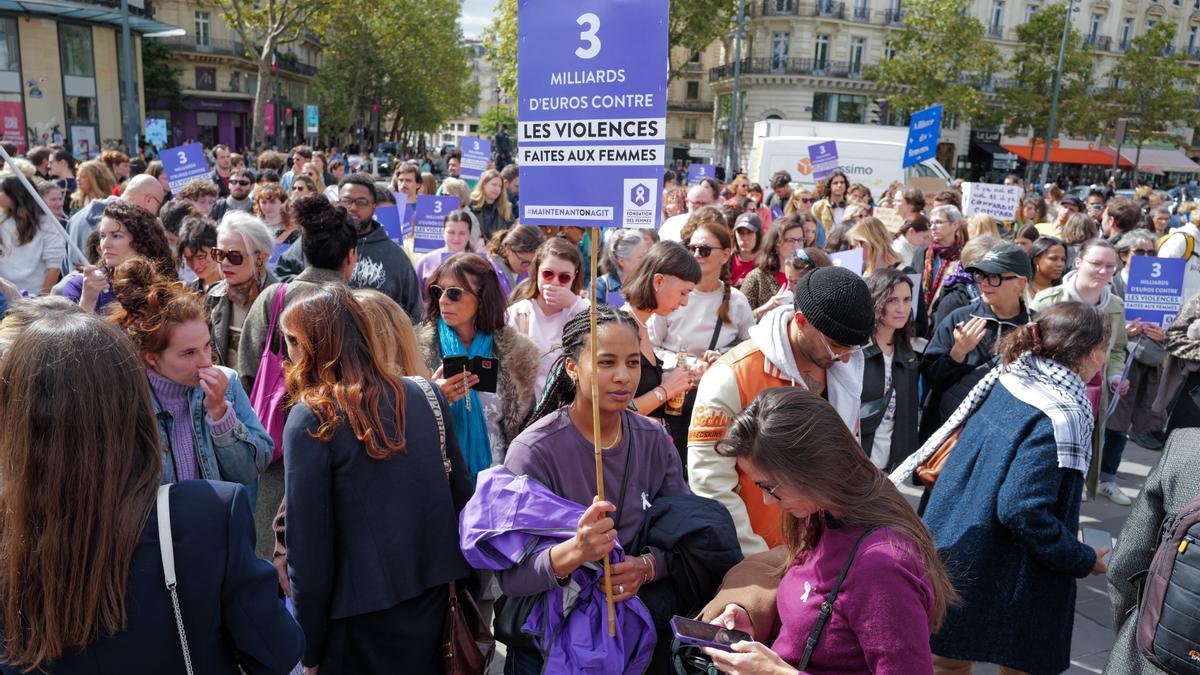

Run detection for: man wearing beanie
[[688, 266, 874, 556], [920, 242, 1032, 440]]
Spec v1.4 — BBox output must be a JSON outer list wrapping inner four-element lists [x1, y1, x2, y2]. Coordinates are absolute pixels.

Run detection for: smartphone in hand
[[670, 616, 752, 652]]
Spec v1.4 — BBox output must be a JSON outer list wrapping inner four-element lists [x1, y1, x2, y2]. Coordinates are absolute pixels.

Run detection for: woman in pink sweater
[[703, 387, 956, 674]]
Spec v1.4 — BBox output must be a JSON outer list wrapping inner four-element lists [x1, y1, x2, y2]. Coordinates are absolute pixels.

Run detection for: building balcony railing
[[851, 5, 872, 21], [1189, 47, 1200, 60], [815, 1, 846, 18], [682, 61, 704, 73], [987, 23, 1004, 38], [1118, 38, 1131, 51], [1082, 35, 1113, 51], [668, 100, 716, 113], [759, 0, 802, 16], [884, 8, 906, 24], [710, 57, 869, 81]]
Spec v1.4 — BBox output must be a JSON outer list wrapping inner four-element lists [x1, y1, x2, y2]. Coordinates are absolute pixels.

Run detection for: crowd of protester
[[0, 139, 1198, 675]]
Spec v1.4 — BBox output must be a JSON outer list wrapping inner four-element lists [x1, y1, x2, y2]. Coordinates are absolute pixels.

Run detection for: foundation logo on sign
[[622, 179, 657, 228]]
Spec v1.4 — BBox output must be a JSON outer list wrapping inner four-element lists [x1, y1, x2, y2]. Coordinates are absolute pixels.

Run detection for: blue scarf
[[438, 319, 494, 482]]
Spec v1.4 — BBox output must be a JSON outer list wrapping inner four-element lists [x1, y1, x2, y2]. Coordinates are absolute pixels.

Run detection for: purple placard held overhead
[[688, 164, 715, 186], [1125, 256, 1187, 327], [162, 142, 212, 193], [809, 141, 840, 181], [412, 195, 458, 254], [460, 136, 492, 182], [517, 0, 668, 229]]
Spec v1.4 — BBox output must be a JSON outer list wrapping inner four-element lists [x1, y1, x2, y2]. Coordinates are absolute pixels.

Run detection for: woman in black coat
[[281, 284, 473, 674], [860, 269, 920, 471], [0, 313, 302, 675]]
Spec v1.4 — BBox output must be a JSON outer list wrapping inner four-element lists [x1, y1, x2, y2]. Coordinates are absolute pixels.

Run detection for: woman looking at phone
[[417, 252, 539, 480]]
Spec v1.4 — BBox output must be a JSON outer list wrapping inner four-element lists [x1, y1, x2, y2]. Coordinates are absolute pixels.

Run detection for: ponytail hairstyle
[[996, 301, 1109, 370], [486, 223, 544, 259], [681, 219, 735, 326], [524, 305, 640, 429], [109, 257, 206, 356]]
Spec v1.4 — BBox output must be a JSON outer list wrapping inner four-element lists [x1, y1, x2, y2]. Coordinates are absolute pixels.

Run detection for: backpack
[[1136, 486, 1200, 673], [1159, 232, 1197, 260]]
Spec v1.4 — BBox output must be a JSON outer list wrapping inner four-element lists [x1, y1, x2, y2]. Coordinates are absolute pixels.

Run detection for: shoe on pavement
[[1098, 481, 1132, 506], [1081, 486, 1088, 503], [1129, 431, 1165, 450]]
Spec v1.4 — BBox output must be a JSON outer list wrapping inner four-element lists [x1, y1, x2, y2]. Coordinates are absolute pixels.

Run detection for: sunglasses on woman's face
[[429, 285, 473, 302], [210, 248, 246, 265], [540, 269, 575, 285], [687, 244, 717, 258]]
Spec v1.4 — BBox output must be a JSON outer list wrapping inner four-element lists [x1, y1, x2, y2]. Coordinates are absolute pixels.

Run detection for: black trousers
[[319, 584, 448, 675]]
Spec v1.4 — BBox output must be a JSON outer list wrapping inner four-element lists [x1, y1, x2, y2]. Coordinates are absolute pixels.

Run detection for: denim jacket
[[152, 365, 274, 490]]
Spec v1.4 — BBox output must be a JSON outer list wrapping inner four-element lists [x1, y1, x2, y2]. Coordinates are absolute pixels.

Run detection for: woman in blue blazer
[[0, 312, 302, 674]]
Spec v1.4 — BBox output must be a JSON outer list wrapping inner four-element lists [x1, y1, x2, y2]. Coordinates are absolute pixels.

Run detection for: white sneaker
[[1081, 486, 1088, 502], [1098, 481, 1132, 506]]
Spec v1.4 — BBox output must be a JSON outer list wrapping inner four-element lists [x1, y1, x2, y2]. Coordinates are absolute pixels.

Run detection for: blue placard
[[162, 142, 212, 193], [376, 205, 406, 245], [517, 0, 668, 229], [903, 104, 942, 169], [460, 136, 492, 181], [1125, 256, 1187, 327], [412, 195, 458, 254], [809, 141, 839, 181], [268, 242, 290, 265], [688, 164, 715, 186]]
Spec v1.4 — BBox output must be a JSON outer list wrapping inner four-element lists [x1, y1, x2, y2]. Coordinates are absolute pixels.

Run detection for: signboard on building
[[161, 142, 213, 193], [145, 118, 168, 149], [903, 104, 942, 168], [517, 0, 668, 228], [305, 105, 319, 135], [0, 100, 26, 153], [264, 103, 275, 137], [1125, 256, 1187, 327]]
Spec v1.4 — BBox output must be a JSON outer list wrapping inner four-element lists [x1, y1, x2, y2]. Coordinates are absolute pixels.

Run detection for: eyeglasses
[[184, 250, 209, 264], [754, 480, 783, 501], [1130, 249, 1154, 256], [1088, 203, 1104, 211], [230, 179, 252, 187], [818, 330, 862, 361], [429, 285, 474, 303], [540, 269, 575, 285], [1082, 258, 1119, 273], [686, 244, 718, 258], [972, 271, 1022, 288], [210, 248, 246, 265], [781, 236, 806, 247], [344, 198, 374, 208]]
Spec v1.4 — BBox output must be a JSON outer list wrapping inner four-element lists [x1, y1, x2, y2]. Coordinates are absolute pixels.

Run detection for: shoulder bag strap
[[411, 376, 450, 476], [797, 525, 881, 671], [261, 282, 288, 353], [157, 485, 194, 675], [707, 296, 725, 353]]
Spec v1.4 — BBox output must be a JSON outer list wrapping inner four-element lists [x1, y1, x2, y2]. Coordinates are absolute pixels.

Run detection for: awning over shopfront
[[1002, 143, 1131, 167], [2, 0, 184, 34], [1106, 148, 1200, 174]]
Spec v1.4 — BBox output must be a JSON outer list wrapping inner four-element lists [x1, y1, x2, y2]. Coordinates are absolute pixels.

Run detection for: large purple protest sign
[[809, 141, 840, 181], [162, 142, 212, 193], [1125, 256, 1187, 327], [517, 0, 668, 229], [412, 195, 458, 254], [688, 164, 715, 186], [377, 205, 405, 246], [460, 136, 492, 181]]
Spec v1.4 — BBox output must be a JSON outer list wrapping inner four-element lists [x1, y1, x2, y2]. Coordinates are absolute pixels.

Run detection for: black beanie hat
[[793, 266, 875, 346]]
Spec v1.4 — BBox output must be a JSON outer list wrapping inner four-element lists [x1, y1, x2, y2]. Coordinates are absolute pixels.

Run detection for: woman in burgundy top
[[704, 387, 956, 674]]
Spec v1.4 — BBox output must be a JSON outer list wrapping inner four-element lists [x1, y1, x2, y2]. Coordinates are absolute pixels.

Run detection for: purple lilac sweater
[[148, 369, 236, 481]]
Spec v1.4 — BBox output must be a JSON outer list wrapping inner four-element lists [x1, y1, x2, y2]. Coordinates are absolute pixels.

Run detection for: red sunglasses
[[540, 269, 575, 285]]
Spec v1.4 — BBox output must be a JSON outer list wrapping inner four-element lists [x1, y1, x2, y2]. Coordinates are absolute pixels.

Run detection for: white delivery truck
[[746, 120, 952, 195]]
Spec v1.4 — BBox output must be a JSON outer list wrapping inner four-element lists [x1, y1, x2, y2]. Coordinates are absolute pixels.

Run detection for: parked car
[[373, 142, 398, 177]]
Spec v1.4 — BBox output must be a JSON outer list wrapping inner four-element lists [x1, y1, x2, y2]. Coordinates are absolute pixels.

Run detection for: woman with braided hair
[[495, 306, 690, 675]]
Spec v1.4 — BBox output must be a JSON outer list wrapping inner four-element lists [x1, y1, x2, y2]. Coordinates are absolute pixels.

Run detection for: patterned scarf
[[923, 240, 963, 307], [889, 352, 1095, 485], [225, 265, 267, 308]]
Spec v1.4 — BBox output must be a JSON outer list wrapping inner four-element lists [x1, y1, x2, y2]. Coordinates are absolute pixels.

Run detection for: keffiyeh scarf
[[889, 352, 1094, 485]]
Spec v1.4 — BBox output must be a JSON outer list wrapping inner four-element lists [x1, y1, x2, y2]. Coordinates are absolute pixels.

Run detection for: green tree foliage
[[1000, 4, 1096, 178], [479, 105, 517, 138], [1107, 22, 1200, 170], [141, 38, 183, 107], [484, 0, 737, 101], [874, 0, 1001, 124], [313, 0, 478, 150]]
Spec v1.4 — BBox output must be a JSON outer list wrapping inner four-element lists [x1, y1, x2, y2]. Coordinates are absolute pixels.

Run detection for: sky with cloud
[[460, 0, 496, 39]]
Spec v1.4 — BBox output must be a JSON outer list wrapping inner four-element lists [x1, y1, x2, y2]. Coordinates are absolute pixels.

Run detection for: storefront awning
[[0, 0, 185, 35], [1108, 147, 1200, 174], [1002, 143, 1131, 167], [972, 139, 1018, 162]]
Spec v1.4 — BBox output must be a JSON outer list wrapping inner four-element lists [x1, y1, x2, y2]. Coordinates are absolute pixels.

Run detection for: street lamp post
[[119, 0, 139, 154], [1039, 0, 1076, 188], [727, 0, 747, 175]]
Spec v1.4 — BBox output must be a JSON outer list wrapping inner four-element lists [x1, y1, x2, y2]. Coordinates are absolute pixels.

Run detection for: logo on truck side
[[794, 157, 876, 178]]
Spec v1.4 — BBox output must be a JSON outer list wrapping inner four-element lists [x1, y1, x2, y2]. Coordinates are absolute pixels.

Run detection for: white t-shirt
[[869, 350, 896, 469], [0, 213, 66, 294], [1158, 223, 1200, 305], [658, 213, 690, 242], [506, 295, 590, 402], [648, 284, 755, 357]]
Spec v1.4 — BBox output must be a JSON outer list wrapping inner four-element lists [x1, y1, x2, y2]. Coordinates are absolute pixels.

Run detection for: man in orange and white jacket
[[687, 266, 875, 556]]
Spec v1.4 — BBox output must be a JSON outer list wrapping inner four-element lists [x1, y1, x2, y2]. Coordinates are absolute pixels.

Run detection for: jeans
[[1100, 428, 1127, 483]]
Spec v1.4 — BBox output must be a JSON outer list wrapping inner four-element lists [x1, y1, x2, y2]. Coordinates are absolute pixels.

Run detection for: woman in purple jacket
[[705, 387, 956, 674]]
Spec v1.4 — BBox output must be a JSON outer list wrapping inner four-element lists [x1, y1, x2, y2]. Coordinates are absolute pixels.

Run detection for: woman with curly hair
[[60, 201, 175, 314], [253, 182, 298, 248]]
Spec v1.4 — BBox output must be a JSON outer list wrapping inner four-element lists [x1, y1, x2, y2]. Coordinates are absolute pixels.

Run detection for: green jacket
[[1029, 282, 1128, 382]]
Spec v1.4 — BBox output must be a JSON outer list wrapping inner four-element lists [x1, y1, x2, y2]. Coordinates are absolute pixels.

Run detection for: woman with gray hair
[[913, 203, 968, 338], [205, 211, 278, 370], [594, 228, 650, 306]]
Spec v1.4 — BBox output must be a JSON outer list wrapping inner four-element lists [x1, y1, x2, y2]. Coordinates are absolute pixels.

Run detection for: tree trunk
[[1133, 140, 1144, 184], [1024, 133, 1038, 185], [251, 39, 277, 150]]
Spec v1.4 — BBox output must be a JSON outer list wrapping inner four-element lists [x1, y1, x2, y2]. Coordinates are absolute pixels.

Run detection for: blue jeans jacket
[[153, 366, 274, 501]]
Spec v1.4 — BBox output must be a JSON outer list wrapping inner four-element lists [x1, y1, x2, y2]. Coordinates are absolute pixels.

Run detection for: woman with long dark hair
[[0, 312, 301, 673], [0, 175, 64, 294], [860, 269, 920, 471], [1026, 236, 1067, 302], [281, 284, 473, 673], [740, 214, 813, 318], [700, 387, 955, 673]]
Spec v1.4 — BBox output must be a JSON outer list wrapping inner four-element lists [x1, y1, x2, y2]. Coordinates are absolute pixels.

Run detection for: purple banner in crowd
[[809, 141, 840, 181], [460, 136, 492, 181], [412, 195, 458, 254], [517, 0, 668, 229], [161, 142, 212, 193], [688, 164, 715, 186]]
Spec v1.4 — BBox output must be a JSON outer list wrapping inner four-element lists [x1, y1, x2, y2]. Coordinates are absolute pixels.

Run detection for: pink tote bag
[[250, 283, 288, 462]]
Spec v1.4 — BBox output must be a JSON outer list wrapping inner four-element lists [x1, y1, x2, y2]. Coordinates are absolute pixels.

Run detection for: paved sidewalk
[[897, 440, 1162, 674]]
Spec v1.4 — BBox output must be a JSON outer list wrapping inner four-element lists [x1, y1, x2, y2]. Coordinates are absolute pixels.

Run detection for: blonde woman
[[468, 168, 514, 241], [847, 216, 909, 276], [351, 288, 431, 378], [70, 160, 117, 212], [966, 213, 1000, 240]]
